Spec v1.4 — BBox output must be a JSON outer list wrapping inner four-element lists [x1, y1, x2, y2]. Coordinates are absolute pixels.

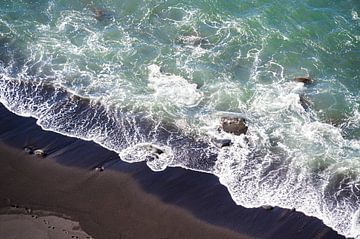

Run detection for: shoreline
[[0, 141, 247, 239], [0, 104, 345, 239]]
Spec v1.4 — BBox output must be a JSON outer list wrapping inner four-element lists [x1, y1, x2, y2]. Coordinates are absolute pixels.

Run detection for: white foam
[[147, 64, 203, 107], [119, 143, 174, 171], [352, 10, 360, 20]]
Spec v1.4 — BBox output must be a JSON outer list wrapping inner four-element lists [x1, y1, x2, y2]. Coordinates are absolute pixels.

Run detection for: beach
[[1, 1, 359, 237], [0, 104, 345, 239]]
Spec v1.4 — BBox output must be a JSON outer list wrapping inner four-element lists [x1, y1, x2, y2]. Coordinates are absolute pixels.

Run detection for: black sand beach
[[0, 104, 345, 239]]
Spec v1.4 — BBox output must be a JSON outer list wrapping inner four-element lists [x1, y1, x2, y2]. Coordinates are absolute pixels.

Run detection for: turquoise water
[[0, 0, 360, 237]]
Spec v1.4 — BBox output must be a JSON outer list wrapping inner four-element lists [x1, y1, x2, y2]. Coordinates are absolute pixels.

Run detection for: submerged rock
[[34, 149, 46, 157], [211, 138, 232, 148], [142, 144, 165, 156], [220, 117, 248, 135], [177, 35, 212, 49], [294, 77, 312, 85], [299, 94, 312, 110], [153, 148, 164, 155], [91, 7, 114, 22]]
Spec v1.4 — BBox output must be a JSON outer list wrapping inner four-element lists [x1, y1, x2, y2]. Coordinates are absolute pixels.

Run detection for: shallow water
[[0, 0, 359, 237]]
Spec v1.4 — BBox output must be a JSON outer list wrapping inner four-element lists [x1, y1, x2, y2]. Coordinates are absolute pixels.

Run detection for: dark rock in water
[[326, 118, 344, 127], [145, 155, 158, 162], [211, 138, 232, 148], [23, 146, 34, 154], [34, 149, 46, 157], [262, 205, 274, 210], [193, 38, 212, 49], [299, 95, 312, 110], [294, 77, 312, 85], [177, 35, 212, 49], [143, 145, 164, 155], [91, 7, 114, 22], [154, 148, 164, 155], [221, 117, 248, 135]]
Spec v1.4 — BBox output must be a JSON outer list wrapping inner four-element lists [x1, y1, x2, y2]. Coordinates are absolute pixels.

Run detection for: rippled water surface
[[0, 0, 359, 237]]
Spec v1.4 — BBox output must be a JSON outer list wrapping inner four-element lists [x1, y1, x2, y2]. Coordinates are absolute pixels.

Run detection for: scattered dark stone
[[261, 205, 274, 210], [145, 155, 155, 162], [23, 146, 34, 154], [294, 77, 312, 85], [144, 145, 165, 155], [211, 138, 232, 148], [34, 149, 46, 157], [94, 166, 105, 172], [154, 148, 164, 155], [25, 208, 32, 214], [292, 208, 296, 212], [220, 117, 248, 135]]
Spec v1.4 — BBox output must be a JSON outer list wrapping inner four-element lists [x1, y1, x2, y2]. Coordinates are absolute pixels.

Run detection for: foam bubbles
[[119, 143, 174, 171], [352, 10, 360, 21], [147, 64, 203, 107]]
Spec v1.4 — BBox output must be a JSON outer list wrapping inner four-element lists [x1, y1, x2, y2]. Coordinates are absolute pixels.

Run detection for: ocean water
[[0, 0, 359, 237]]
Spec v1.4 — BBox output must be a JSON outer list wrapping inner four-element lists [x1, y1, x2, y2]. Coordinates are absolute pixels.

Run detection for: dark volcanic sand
[[0, 104, 345, 239], [0, 143, 246, 239], [0, 207, 92, 239]]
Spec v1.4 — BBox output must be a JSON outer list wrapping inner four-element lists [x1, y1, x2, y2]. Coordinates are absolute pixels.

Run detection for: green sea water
[[0, 0, 359, 237]]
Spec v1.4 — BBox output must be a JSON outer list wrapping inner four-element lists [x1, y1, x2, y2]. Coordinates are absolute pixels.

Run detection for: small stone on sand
[[34, 149, 46, 157], [23, 146, 33, 154], [94, 166, 105, 172]]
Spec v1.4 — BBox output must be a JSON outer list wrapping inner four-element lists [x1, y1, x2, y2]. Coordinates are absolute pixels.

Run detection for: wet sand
[[0, 143, 248, 239], [0, 207, 92, 239], [0, 104, 345, 239]]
